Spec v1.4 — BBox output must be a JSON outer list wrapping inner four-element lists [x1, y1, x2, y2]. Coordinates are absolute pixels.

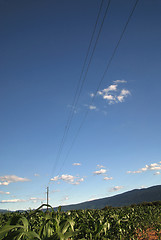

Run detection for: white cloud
[[90, 93, 94, 97], [97, 164, 106, 169], [127, 170, 142, 174], [109, 186, 124, 192], [117, 95, 124, 102], [93, 169, 107, 175], [51, 176, 59, 181], [72, 163, 81, 166], [0, 191, 10, 195], [96, 83, 130, 105], [51, 174, 84, 185], [127, 162, 161, 174], [52, 189, 60, 193], [29, 197, 45, 203], [0, 199, 27, 203], [34, 173, 40, 177], [117, 89, 130, 102], [0, 182, 9, 186], [121, 89, 130, 96], [104, 177, 113, 180], [154, 172, 161, 175], [72, 177, 84, 185], [60, 174, 75, 183], [89, 105, 97, 110], [0, 175, 30, 185], [102, 84, 117, 93], [113, 80, 127, 84], [103, 95, 114, 100]]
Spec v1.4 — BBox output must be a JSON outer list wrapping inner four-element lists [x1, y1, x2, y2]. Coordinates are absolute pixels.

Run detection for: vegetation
[[0, 203, 161, 239]]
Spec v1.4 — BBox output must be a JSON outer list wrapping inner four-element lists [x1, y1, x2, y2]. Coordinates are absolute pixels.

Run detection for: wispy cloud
[[93, 169, 107, 175], [104, 177, 113, 180], [0, 199, 27, 203], [117, 89, 130, 102], [98, 85, 117, 96], [154, 172, 161, 175], [113, 80, 127, 84], [109, 186, 124, 192], [51, 174, 84, 185], [52, 189, 60, 193], [0, 191, 10, 195], [127, 162, 161, 174], [30, 197, 45, 203], [34, 173, 40, 177], [72, 163, 81, 166], [60, 196, 69, 202], [90, 93, 94, 98], [97, 164, 106, 169], [0, 175, 30, 186], [89, 105, 97, 110]]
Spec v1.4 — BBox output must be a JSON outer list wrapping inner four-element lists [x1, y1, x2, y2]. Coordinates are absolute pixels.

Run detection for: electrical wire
[[57, 0, 139, 175], [48, 0, 111, 183]]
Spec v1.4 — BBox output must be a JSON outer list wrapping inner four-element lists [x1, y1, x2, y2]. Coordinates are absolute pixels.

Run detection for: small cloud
[[103, 95, 114, 100], [0, 191, 10, 195], [127, 170, 142, 174], [51, 176, 59, 181], [117, 95, 124, 102], [0, 175, 30, 186], [29, 197, 45, 203], [52, 189, 60, 193], [72, 163, 81, 166], [89, 105, 97, 110], [121, 89, 130, 96], [72, 177, 84, 185], [93, 169, 107, 175], [0, 199, 27, 203], [34, 173, 40, 177], [154, 172, 161, 175], [127, 162, 161, 174], [109, 186, 124, 192], [104, 177, 113, 180], [0, 182, 9, 186], [100, 85, 117, 94], [51, 174, 84, 185], [96, 83, 130, 105], [97, 164, 106, 169], [117, 89, 131, 102], [90, 93, 94, 97], [113, 80, 127, 84], [60, 174, 75, 183]]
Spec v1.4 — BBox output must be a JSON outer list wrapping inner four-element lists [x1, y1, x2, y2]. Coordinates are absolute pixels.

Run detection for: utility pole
[[47, 186, 49, 211]]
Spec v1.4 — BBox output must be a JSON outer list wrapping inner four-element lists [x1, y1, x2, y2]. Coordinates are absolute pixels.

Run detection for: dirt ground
[[136, 228, 161, 239]]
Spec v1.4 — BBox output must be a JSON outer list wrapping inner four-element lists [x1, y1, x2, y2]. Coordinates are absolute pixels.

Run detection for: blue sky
[[0, 0, 161, 211]]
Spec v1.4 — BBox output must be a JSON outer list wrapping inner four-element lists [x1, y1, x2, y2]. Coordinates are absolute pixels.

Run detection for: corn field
[[0, 203, 161, 239]]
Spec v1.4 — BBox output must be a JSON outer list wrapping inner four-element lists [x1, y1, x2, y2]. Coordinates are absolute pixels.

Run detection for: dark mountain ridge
[[55, 185, 161, 211], [1, 185, 161, 213]]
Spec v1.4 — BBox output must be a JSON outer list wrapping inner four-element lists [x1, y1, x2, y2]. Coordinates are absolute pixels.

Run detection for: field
[[0, 202, 161, 239]]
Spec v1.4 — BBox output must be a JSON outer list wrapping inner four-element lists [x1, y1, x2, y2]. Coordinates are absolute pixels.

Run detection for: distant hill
[[1, 185, 161, 213], [0, 209, 10, 213], [54, 185, 161, 211]]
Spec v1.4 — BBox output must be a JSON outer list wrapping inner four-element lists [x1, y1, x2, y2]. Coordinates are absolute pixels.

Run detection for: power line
[[57, 0, 139, 175], [48, 0, 111, 183]]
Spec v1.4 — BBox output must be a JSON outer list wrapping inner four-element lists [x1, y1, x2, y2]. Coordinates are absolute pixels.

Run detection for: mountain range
[[1, 185, 161, 213], [54, 185, 161, 211]]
